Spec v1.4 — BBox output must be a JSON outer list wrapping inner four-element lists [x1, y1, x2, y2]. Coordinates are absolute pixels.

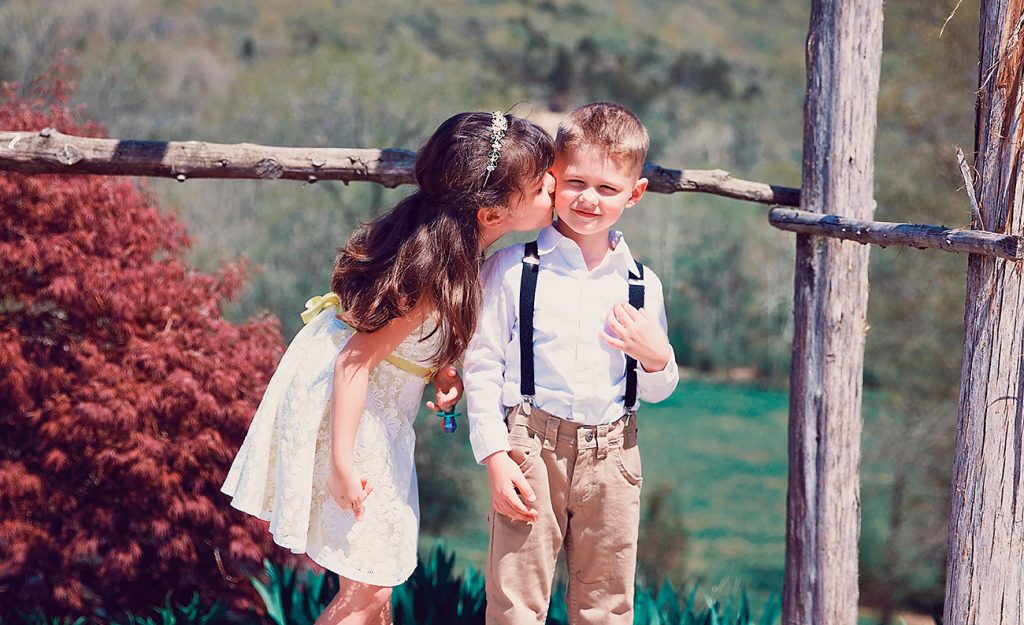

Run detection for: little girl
[[221, 112, 555, 625]]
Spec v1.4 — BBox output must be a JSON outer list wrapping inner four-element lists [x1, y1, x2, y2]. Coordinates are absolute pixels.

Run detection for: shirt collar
[[536, 225, 642, 276]]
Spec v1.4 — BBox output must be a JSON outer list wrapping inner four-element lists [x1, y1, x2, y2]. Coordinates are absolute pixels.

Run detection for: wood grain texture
[[783, 2, 883, 624], [944, 1, 1024, 623], [0, 129, 801, 205], [769, 208, 1023, 259], [0, 129, 417, 187]]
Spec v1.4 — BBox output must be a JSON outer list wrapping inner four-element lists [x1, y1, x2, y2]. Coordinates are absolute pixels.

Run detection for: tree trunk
[[783, 2, 883, 624], [943, 1, 1024, 623]]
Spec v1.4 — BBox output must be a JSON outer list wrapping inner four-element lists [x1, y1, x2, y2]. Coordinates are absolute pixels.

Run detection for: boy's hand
[[427, 366, 463, 412], [600, 301, 673, 373], [328, 468, 374, 521], [483, 451, 538, 523]]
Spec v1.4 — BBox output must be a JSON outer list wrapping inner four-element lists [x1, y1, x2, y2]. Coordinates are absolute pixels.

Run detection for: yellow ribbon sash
[[300, 292, 437, 383]]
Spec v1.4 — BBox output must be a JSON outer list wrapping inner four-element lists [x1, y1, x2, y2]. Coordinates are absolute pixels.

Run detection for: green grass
[[640, 379, 790, 593], [420, 378, 919, 623], [422, 378, 792, 595]]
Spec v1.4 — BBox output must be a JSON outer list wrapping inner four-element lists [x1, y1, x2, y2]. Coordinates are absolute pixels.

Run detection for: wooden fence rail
[[0, 128, 800, 206], [3, 128, 1017, 261], [769, 208, 1023, 260]]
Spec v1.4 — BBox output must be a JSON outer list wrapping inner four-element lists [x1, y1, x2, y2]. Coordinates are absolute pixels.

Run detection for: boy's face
[[551, 145, 647, 240]]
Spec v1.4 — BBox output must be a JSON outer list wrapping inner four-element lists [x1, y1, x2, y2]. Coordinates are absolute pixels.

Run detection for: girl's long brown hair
[[332, 112, 554, 368]]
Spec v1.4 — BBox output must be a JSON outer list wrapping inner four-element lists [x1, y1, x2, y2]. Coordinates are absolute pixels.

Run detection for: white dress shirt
[[464, 225, 679, 463]]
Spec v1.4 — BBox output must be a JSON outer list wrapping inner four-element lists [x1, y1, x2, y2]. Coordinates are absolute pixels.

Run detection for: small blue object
[[436, 408, 460, 433]]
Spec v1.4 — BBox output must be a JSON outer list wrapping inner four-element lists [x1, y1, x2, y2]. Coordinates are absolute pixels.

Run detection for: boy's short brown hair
[[555, 102, 649, 177]]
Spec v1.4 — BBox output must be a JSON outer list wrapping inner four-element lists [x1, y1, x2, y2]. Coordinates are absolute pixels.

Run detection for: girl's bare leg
[[314, 576, 392, 625], [377, 600, 393, 625]]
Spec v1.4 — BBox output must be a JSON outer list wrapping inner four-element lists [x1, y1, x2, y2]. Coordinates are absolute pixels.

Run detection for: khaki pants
[[485, 404, 643, 625]]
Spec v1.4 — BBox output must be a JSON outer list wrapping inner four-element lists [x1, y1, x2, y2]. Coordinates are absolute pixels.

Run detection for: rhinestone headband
[[481, 111, 508, 188]]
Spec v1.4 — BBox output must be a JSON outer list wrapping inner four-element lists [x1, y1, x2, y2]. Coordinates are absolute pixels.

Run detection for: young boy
[[464, 102, 679, 625]]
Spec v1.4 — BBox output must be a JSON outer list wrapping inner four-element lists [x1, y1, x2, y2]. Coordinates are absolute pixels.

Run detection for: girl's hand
[[327, 468, 374, 521], [427, 366, 464, 412], [600, 301, 673, 373]]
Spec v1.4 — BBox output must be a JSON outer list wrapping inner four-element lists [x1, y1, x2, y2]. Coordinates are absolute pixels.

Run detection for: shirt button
[[585, 432, 594, 442]]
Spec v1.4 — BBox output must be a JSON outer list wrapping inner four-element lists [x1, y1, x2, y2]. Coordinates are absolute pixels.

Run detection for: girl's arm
[[330, 306, 427, 520]]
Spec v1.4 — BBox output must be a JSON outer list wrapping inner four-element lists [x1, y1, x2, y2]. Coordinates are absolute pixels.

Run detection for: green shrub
[[6, 546, 778, 625], [249, 545, 779, 625], [109, 594, 226, 625], [249, 561, 337, 625], [392, 546, 485, 625]]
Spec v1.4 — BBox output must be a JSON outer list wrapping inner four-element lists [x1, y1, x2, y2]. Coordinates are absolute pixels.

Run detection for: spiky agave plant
[[250, 560, 338, 625], [245, 546, 782, 625], [392, 545, 485, 625], [104, 593, 227, 625]]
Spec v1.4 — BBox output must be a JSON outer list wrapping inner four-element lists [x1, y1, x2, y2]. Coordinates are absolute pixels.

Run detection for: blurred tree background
[[0, 0, 980, 621]]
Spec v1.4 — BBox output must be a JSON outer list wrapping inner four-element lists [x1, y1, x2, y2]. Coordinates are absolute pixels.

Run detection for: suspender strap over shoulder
[[519, 241, 540, 401], [624, 261, 645, 412], [518, 242, 646, 414]]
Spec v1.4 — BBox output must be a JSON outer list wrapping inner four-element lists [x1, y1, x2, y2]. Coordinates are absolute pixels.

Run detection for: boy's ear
[[477, 206, 506, 229], [625, 177, 648, 209]]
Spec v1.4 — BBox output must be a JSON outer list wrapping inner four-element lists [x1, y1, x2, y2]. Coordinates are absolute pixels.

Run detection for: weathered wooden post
[[943, 2, 1024, 623], [783, 2, 883, 624]]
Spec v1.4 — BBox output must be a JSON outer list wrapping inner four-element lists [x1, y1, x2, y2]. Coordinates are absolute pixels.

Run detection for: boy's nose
[[579, 187, 600, 206]]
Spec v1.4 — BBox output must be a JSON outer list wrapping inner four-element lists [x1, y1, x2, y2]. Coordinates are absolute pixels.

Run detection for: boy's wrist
[[482, 450, 510, 468], [639, 346, 672, 373], [640, 358, 668, 373]]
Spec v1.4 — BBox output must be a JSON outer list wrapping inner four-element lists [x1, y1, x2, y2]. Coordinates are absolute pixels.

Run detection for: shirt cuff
[[469, 416, 512, 464], [636, 350, 680, 403]]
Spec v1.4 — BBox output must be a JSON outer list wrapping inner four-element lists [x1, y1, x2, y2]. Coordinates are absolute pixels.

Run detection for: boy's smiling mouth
[[572, 207, 601, 218]]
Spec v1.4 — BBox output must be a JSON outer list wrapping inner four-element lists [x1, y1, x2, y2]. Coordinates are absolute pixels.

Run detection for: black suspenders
[[518, 241, 541, 407], [624, 261, 645, 411], [518, 241, 645, 414]]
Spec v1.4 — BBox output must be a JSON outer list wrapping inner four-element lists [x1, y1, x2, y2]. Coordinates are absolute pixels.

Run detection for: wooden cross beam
[[770, 208, 1023, 260], [2, 128, 1019, 261], [0, 128, 797, 204]]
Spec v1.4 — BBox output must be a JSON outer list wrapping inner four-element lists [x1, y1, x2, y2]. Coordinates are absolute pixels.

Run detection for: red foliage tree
[[0, 72, 289, 619]]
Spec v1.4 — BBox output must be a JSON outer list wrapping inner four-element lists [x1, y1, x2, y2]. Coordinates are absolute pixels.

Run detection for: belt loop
[[543, 414, 559, 451], [622, 411, 636, 435], [596, 424, 609, 460], [512, 406, 528, 429]]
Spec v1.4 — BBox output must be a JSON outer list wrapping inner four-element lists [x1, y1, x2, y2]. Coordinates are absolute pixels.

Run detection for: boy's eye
[[600, 185, 618, 193]]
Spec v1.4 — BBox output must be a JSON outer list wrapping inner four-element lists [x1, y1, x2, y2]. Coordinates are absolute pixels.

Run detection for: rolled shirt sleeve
[[464, 247, 521, 464]]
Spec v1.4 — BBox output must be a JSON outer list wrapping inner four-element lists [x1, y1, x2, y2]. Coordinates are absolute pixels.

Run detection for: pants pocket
[[611, 439, 642, 486], [508, 425, 540, 471]]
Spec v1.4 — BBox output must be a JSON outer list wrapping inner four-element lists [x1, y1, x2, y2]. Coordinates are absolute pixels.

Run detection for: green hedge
[[9, 546, 779, 625]]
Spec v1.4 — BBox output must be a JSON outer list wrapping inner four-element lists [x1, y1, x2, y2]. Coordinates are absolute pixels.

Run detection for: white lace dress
[[221, 308, 440, 586]]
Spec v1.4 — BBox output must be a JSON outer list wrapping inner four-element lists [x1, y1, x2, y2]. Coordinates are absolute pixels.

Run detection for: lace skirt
[[221, 310, 424, 586]]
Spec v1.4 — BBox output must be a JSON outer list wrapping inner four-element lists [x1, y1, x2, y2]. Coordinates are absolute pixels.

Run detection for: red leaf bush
[[0, 72, 288, 619]]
